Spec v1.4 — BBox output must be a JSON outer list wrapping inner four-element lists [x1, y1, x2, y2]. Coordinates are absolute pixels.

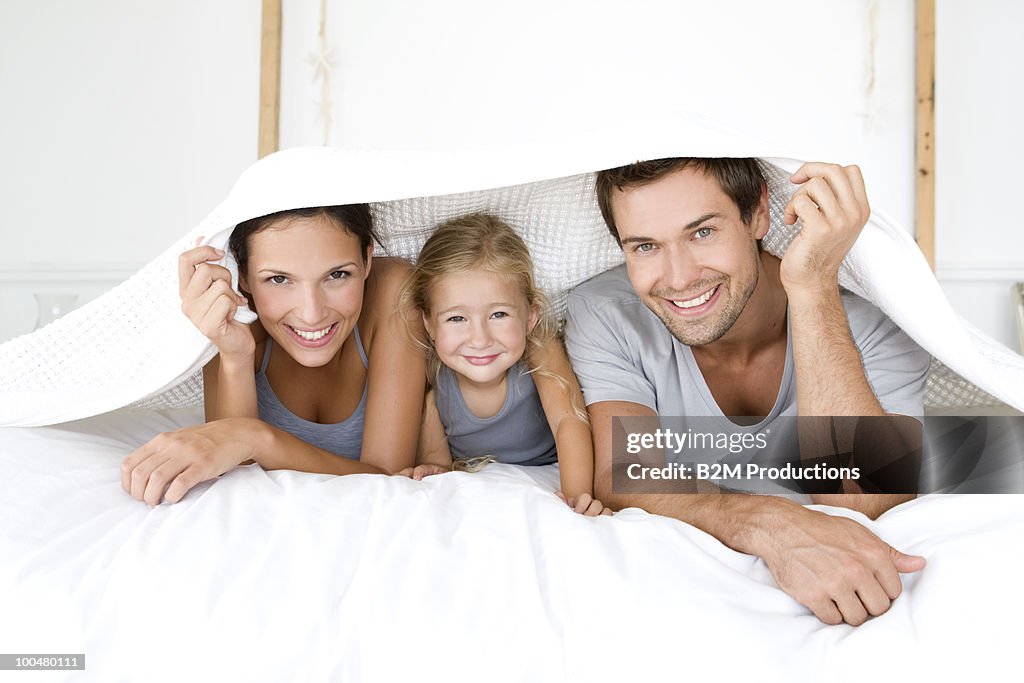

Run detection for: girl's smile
[[463, 353, 500, 366]]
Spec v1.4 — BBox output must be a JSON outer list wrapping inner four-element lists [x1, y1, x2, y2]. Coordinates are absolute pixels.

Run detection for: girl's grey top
[[255, 328, 368, 460], [434, 362, 558, 466]]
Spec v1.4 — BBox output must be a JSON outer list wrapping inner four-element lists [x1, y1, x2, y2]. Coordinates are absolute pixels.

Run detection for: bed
[[2, 141, 1023, 681], [1, 406, 1022, 682]]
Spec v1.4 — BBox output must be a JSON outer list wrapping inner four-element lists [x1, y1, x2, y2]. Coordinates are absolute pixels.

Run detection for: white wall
[[934, 0, 1024, 351], [281, 0, 915, 232], [2, 1, 1020, 354], [0, 0, 260, 341]]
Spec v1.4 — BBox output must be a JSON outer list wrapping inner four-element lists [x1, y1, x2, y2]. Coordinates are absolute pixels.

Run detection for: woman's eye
[[269, 275, 287, 285], [328, 270, 349, 280], [446, 315, 466, 323]]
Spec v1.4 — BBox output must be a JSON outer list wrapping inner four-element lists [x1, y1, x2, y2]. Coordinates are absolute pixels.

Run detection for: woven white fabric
[[2, 142, 1022, 426]]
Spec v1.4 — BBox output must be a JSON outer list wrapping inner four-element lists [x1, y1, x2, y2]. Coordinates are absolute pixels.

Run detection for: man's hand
[[780, 162, 870, 295], [761, 505, 925, 626], [121, 418, 266, 505]]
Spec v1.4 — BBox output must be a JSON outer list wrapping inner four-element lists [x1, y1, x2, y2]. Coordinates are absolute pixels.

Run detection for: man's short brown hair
[[595, 158, 767, 245]]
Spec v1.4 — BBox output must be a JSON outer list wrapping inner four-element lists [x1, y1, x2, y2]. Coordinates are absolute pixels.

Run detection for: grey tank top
[[255, 327, 368, 460], [434, 362, 557, 466]]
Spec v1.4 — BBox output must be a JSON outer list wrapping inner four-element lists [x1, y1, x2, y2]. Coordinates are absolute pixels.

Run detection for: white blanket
[[0, 408, 1020, 682], [2, 122, 1024, 425]]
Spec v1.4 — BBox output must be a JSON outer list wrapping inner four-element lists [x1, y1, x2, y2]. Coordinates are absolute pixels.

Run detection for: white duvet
[[1, 409, 1020, 682], [4, 136, 1024, 426]]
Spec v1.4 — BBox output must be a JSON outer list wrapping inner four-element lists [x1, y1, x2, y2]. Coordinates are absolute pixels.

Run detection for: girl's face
[[240, 214, 371, 368], [423, 269, 539, 389]]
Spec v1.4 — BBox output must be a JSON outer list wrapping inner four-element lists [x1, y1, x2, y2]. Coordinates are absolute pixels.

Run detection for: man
[[564, 158, 931, 626]]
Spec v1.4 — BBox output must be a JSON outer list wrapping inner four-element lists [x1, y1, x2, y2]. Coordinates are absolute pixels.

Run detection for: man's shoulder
[[565, 263, 665, 351], [568, 263, 640, 309], [838, 289, 928, 369], [838, 289, 895, 332]]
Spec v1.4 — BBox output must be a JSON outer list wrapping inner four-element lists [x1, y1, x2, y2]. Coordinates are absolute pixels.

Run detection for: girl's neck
[[454, 367, 511, 420]]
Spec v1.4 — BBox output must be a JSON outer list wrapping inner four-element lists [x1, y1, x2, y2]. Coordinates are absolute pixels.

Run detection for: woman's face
[[240, 214, 371, 367]]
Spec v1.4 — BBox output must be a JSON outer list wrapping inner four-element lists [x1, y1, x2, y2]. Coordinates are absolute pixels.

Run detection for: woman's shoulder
[[366, 256, 413, 299], [359, 256, 419, 345]]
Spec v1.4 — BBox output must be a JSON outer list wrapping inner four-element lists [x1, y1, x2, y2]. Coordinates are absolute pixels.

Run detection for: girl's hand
[[395, 463, 451, 480], [121, 418, 266, 505], [556, 491, 614, 517], [179, 244, 254, 360]]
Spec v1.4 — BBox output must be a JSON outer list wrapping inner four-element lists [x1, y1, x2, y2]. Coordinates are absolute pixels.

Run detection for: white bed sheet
[[0, 410, 1021, 682]]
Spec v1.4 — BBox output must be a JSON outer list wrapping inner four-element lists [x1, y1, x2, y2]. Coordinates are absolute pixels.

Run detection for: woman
[[121, 205, 425, 505]]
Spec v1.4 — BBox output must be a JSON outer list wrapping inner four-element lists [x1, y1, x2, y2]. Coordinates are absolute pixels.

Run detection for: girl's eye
[[695, 227, 714, 239], [269, 275, 287, 285], [446, 315, 466, 323], [491, 311, 509, 319]]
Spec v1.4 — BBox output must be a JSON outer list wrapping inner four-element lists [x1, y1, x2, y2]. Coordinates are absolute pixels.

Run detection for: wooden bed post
[[916, 0, 936, 270], [258, 0, 282, 159]]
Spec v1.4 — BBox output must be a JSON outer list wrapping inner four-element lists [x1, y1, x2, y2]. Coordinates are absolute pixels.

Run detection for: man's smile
[[662, 284, 722, 316]]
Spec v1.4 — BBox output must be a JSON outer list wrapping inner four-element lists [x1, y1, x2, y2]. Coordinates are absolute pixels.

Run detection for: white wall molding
[[0, 264, 138, 285], [0, 265, 140, 344], [935, 262, 1024, 283]]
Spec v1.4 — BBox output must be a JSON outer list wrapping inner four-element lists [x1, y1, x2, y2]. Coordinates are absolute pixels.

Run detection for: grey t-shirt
[[564, 265, 930, 496], [564, 264, 930, 419]]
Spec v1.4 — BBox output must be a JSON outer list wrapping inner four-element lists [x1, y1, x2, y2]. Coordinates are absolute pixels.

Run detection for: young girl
[[121, 205, 426, 505], [398, 213, 609, 516]]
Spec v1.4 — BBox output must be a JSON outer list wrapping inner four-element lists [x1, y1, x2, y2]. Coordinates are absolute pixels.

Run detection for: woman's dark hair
[[229, 204, 378, 281]]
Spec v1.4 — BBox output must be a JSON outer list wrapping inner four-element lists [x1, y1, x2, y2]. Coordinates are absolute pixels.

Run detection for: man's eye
[[268, 275, 287, 285], [635, 243, 655, 253], [695, 227, 713, 239]]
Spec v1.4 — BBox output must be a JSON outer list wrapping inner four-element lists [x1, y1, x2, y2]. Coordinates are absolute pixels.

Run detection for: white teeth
[[292, 325, 333, 341], [673, 287, 716, 309]]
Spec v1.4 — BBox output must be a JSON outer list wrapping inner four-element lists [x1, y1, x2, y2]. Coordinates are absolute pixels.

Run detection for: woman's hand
[[121, 418, 267, 505], [179, 244, 254, 360]]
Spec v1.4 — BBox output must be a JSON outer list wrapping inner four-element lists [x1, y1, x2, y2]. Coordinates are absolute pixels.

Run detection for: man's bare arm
[[782, 162, 919, 517], [590, 400, 924, 626], [788, 286, 917, 517]]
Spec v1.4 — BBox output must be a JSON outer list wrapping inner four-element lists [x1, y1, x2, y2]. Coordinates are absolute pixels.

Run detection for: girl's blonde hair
[[400, 214, 589, 472], [400, 213, 558, 384]]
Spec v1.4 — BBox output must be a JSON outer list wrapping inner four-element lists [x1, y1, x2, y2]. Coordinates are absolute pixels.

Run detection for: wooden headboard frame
[[258, 0, 282, 160], [255, 0, 937, 270], [916, 0, 936, 269]]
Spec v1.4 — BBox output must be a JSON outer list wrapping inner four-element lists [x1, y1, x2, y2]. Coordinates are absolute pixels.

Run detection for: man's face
[[612, 167, 769, 346]]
